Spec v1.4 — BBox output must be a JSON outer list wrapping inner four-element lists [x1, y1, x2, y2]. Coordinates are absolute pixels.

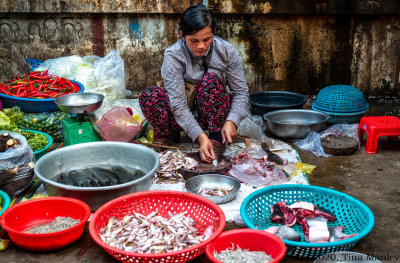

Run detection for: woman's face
[[181, 26, 213, 57]]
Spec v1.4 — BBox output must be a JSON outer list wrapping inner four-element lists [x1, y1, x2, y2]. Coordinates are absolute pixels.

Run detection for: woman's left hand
[[221, 120, 237, 145]]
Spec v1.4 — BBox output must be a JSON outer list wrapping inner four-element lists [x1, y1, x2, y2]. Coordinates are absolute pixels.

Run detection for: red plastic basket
[[0, 197, 91, 251], [89, 190, 226, 263], [206, 229, 286, 263]]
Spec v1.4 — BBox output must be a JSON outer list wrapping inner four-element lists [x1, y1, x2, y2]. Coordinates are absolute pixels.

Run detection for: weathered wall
[[1, 0, 400, 96]]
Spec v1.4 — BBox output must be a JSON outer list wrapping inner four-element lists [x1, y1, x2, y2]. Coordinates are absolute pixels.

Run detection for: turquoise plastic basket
[[0, 190, 11, 217], [313, 85, 368, 113], [312, 107, 368, 124], [240, 184, 375, 259]]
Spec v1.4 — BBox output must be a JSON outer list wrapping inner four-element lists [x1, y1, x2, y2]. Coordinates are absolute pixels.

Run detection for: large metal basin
[[34, 142, 159, 211], [263, 109, 330, 140]]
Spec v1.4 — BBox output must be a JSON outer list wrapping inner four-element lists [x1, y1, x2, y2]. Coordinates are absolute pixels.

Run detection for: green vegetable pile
[[0, 107, 49, 152], [19, 130, 48, 152]]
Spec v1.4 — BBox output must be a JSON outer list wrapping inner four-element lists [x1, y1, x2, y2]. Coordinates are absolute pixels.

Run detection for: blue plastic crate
[[240, 184, 374, 259], [313, 85, 369, 113], [0, 81, 84, 113], [26, 59, 43, 71]]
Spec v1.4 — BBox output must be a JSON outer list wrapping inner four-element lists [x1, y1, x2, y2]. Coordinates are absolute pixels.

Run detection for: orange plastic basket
[[89, 190, 226, 263]]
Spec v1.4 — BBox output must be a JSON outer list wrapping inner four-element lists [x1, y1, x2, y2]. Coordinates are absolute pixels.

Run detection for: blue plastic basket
[[0, 81, 84, 113], [313, 85, 369, 113], [312, 107, 368, 124], [0, 190, 11, 217], [240, 184, 375, 259]]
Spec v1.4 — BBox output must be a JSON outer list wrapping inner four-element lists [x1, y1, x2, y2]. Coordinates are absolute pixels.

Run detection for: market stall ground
[[1, 98, 400, 262]]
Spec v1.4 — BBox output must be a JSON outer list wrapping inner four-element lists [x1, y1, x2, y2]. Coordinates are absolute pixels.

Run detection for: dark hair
[[179, 4, 216, 37]]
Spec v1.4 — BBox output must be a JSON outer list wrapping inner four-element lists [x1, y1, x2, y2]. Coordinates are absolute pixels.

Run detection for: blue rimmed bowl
[[0, 80, 84, 113], [0, 190, 11, 217]]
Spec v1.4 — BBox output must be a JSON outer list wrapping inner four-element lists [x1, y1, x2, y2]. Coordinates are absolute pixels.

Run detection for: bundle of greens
[[0, 108, 48, 152], [18, 130, 48, 152]]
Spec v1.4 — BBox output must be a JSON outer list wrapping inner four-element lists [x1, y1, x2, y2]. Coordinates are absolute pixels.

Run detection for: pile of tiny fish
[[98, 211, 214, 253], [155, 150, 198, 183], [24, 216, 80, 234], [215, 244, 273, 263], [197, 186, 234, 196]]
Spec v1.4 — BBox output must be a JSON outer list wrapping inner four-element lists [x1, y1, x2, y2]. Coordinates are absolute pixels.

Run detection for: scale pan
[[55, 93, 104, 114]]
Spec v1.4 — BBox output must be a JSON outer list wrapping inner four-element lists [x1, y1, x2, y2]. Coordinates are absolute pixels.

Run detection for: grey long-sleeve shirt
[[160, 36, 249, 142]]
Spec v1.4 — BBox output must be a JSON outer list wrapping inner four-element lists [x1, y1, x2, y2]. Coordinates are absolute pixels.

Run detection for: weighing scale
[[54, 93, 105, 146]]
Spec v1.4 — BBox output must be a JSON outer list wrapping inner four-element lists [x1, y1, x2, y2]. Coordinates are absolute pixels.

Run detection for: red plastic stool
[[358, 116, 400, 154]]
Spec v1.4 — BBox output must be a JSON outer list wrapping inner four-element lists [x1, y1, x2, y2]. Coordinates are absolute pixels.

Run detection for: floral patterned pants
[[139, 72, 232, 140]]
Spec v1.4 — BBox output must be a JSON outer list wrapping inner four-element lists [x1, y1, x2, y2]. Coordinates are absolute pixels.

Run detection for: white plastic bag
[[0, 131, 35, 197], [293, 123, 360, 157], [35, 50, 129, 101]]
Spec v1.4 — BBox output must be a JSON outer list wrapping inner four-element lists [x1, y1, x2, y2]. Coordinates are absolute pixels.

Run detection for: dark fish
[[85, 172, 102, 187], [91, 167, 119, 185], [57, 172, 72, 185], [261, 141, 284, 165], [68, 170, 86, 187], [131, 169, 145, 180], [111, 166, 134, 183], [86, 168, 110, 186]]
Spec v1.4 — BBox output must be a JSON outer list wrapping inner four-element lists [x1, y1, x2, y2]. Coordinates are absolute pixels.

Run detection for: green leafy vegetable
[[19, 130, 48, 152]]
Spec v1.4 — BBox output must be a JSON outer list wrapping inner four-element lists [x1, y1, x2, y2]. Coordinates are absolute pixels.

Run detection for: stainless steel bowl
[[313, 252, 382, 263], [263, 109, 330, 140], [185, 174, 241, 204], [54, 92, 104, 114], [34, 142, 159, 211]]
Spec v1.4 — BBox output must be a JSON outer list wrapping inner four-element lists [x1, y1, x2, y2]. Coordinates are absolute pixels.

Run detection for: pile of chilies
[[0, 70, 80, 99]]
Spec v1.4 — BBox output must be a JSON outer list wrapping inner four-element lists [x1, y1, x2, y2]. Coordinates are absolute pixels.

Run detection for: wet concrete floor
[[2, 98, 400, 262]]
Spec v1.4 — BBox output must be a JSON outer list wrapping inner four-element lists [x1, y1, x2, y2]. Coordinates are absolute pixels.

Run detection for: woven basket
[[312, 107, 368, 124], [313, 85, 368, 113], [89, 191, 226, 263], [240, 184, 374, 259]]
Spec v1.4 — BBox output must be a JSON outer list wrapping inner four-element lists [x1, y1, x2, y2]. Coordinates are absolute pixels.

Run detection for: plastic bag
[[237, 114, 268, 141], [91, 50, 129, 100], [35, 51, 129, 102], [293, 123, 359, 157], [0, 131, 35, 197], [17, 111, 71, 142], [98, 107, 139, 142], [228, 149, 289, 186], [94, 99, 145, 124]]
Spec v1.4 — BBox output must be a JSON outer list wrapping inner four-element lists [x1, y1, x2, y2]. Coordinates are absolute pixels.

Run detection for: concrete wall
[[1, 0, 400, 96]]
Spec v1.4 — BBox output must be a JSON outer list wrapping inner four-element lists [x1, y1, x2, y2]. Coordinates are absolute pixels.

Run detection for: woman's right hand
[[197, 133, 215, 163]]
